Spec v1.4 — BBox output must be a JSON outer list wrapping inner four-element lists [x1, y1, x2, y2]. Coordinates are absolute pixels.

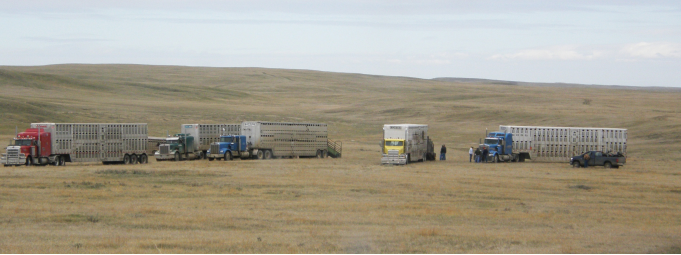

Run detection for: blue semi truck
[[481, 131, 524, 163], [207, 135, 250, 160]]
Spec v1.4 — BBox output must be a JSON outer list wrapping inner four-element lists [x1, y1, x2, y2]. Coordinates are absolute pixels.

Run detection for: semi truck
[[207, 135, 250, 160], [481, 125, 627, 163], [208, 121, 342, 161], [1, 123, 149, 166], [154, 134, 199, 161], [381, 124, 435, 165], [154, 124, 240, 161], [239, 121, 333, 159]]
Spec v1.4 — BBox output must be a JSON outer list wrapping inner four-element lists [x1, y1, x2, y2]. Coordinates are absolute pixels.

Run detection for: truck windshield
[[220, 137, 233, 143], [14, 140, 32, 146], [484, 139, 500, 145], [385, 141, 404, 146]]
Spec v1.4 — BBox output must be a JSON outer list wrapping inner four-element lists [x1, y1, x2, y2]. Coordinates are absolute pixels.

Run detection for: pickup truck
[[570, 151, 626, 168]]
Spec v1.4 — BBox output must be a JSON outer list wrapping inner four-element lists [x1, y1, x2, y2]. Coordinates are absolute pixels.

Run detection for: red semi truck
[[2, 123, 149, 166]]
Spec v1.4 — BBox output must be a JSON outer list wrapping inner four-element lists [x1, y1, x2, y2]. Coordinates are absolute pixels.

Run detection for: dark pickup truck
[[570, 151, 626, 168]]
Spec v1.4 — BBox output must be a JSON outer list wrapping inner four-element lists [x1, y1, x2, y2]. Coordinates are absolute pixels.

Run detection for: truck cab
[[482, 132, 517, 163], [155, 134, 196, 161], [207, 135, 250, 161], [382, 139, 407, 164], [2, 128, 51, 166]]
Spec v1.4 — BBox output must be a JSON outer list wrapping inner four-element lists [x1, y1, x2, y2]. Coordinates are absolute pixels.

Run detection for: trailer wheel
[[199, 151, 205, 160], [174, 152, 181, 161], [264, 150, 273, 160], [60, 156, 66, 166], [140, 154, 148, 164], [317, 150, 323, 158], [604, 162, 612, 169], [131, 154, 138, 164], [572, 161, 581, 168], [53, 156, 60, 166], [257, 150, 264, 160]]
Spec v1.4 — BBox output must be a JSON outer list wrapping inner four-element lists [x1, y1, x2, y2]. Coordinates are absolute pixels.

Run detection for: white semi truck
[[240, 121, 330, 159], [2, 123, 149, 166], [381, 124, 435, 165], [482, 125, 627, 162], [155, 123, 240, 161]]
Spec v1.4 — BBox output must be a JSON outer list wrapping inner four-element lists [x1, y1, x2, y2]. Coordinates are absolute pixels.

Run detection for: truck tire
[[317, 150, 323, 158], [174, 152, 181, 161], [140, 154, 148, 164], [495, 155, 500, 163], [131, 154, 138, 164], [572, 161, 581, 168], [604, 162, 612, 169], [124, 154, 131, 165], [225, 152, 232, 161], [264, 150, 273, 160], [53, 156, 60, 166], [209, 157, 214, 161], [257, 150, 264, 160], [25, 157, 32, 166]]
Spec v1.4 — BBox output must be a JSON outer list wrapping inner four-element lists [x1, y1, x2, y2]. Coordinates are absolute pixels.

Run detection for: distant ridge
[[433, 77, 681, 92]]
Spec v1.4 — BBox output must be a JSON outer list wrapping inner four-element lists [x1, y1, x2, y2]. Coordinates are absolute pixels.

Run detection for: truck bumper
[[1, 155, 26, 166], [381, 155, 407, 165], [155, 153, 175, 160]]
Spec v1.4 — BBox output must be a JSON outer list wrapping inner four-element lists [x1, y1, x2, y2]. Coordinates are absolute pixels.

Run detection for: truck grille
[[159, 145, 170, 155], [6, 148, 19, 158], [211, 144, 219, 155], [388, 149, 400, 156]]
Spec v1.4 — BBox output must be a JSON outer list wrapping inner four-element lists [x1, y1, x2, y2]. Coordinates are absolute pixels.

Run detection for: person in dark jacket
[[482, 147, 489, 163], [474, 147, 481, 163], [440, 145, 447, 160]]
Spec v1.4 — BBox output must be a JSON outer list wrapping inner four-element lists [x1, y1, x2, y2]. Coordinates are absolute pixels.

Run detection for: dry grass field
[[1, 64, 680, 253]]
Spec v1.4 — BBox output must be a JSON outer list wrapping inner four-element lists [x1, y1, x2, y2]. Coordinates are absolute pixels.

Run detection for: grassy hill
[[1, 64, 679, 159], [1, 64, 681, 253]]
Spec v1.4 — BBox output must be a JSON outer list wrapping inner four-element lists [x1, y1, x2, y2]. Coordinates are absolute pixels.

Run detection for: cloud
[[489, 45, 604, 60], [490, 42, 681, 61], [621, 42, 681, 58]]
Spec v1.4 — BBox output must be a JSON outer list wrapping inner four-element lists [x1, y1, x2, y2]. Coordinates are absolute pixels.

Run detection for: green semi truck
[[154, 134, 201, 161]]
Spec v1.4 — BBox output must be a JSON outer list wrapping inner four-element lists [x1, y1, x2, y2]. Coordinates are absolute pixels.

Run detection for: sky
[[1, 0, 680, 87]]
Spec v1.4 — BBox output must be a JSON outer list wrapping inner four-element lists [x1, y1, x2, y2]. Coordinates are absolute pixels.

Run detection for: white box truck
[[481, 125, 627, 162], [2, 123, 148, 166], [381, 124, 435, 165]]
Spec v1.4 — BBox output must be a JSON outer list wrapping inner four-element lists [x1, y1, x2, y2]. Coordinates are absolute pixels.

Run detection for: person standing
[[482, 147, 489, 163], [583, 152, 590, 168], [475, 147, 481, 163], [440, 144, 447, 161], [469, 147, 474, 162]]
